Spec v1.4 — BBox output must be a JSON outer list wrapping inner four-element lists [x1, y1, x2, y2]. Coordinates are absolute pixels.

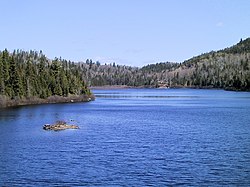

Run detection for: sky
[[1, 0, 250, 67]]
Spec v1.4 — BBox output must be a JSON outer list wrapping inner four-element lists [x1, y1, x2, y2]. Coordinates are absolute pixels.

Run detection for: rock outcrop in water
[[43, 121, 79, 131]]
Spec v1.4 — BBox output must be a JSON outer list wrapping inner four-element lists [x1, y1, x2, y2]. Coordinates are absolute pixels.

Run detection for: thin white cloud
[[216, 22, 224, 27]]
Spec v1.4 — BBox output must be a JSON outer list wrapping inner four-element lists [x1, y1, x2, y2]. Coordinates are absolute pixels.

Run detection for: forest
[[0, 49, 91, 107], [81, 38, 250, 91], [0, 38, 249, 107]]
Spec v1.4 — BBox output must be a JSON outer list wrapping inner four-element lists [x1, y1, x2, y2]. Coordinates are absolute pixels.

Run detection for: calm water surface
[[0, 89, 250, 186]]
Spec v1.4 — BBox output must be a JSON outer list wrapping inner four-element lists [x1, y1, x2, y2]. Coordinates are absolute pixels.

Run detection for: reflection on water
[[96, 94, 201, 98], [0, 88, 250, 186]]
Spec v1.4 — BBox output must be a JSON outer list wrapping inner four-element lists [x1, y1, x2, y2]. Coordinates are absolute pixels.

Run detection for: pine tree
[[9, 56, 21, 98], [0, 52, 4, 94]]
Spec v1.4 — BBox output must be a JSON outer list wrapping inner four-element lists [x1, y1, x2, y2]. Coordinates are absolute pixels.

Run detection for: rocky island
[[43, 121, 79, 131]]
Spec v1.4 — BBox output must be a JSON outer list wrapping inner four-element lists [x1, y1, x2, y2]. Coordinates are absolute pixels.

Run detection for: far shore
[[90, 85, 248, 92], [90, 85, 200, 90], [0, 95, 95, 109], [90, 85, 137, 90]]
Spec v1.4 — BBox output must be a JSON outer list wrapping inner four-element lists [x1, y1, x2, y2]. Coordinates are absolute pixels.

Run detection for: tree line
[[1, 37, 249, 103], [0, 49, 91, 101], [80, 38, 250, 91]]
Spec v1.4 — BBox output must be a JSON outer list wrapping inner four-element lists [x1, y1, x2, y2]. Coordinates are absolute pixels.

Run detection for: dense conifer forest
[[0, 38, 249, 107], [0, 49, 91, 107]]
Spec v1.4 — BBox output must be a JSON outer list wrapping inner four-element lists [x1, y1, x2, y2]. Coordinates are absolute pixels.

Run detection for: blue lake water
[[0, 88, 250, 186]]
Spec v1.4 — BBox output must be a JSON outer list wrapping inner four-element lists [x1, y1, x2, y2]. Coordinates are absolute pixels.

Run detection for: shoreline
[[90, 85, 135, 90], [90, 85, 249, 92], [89, 85, 214, 90], [1, 86, 247, 109], [0, 94, 95, 109]]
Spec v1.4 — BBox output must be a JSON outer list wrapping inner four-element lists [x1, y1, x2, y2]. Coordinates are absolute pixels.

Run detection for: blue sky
[[1, 0, 250, 66]]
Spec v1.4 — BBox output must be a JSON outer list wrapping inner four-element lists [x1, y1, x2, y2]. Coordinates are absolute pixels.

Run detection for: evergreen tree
[[9, 56, 21, 98], [0, 49, 92, 102]]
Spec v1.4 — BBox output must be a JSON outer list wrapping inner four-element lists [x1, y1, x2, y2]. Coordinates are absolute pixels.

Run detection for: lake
[[0, 88, 250, 186]]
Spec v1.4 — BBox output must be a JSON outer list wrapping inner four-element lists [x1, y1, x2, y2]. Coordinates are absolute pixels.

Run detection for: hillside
[[81, 38, 250, 91], [172, 38, 250, 90]]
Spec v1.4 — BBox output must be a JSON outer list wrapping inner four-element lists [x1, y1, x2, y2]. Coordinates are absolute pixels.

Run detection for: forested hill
[[80, 38, 250, 91], [169, 38, 250, 90], [1, 37, 249, 107], [0, 50, 92, 107]]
